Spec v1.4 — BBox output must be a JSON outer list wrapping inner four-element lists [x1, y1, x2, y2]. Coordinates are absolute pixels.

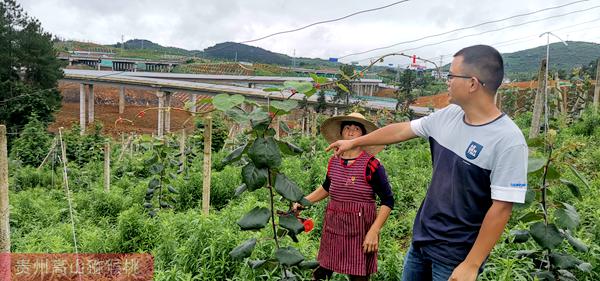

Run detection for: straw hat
[[320, 112, 384, 155]]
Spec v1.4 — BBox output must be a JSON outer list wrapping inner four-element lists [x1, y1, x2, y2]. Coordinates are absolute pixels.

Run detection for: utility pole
[[292, 49, 296, 68], [121, 35, 124, 51], [539, 32, 568, 134]]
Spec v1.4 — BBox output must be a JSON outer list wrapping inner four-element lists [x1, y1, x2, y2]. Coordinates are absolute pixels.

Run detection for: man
[[326, 45, 528, 281]]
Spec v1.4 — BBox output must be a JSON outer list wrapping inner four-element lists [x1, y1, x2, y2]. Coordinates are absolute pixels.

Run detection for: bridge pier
[[165, 92, 172, 133], [119, 86, 125, 114], [157, 91, 165, 138], [190, 94, 197, 112], [87, 84, 94, 124], [79, 84, 86, 135]]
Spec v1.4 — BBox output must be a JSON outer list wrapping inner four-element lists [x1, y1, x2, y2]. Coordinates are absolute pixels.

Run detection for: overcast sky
[[17, 0, 600, 67]]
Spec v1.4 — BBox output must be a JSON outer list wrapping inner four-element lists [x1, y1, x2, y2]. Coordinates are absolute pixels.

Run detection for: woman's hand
[[362, 229, 380, 253]]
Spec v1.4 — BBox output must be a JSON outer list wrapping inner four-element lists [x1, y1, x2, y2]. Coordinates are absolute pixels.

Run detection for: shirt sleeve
[[322, 175, 331, 192], [410, 105, 455, 138], [490, 144, 528, 203], [367, 159, 395, 209]]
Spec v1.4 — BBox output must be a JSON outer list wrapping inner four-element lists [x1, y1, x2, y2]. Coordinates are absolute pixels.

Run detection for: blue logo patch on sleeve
[[465, 141, 483, 159]]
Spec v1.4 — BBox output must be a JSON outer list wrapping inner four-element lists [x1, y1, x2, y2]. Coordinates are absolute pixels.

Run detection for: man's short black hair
[[454, 45, 504, 93], [340, 121, 366, 135]]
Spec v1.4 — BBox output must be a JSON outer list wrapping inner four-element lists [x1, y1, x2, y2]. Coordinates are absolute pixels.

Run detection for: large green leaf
[[247, 259, 267, 269], [557, 270, 577, 281], [148, 178, 160, 189], [559, 179, 582, 200], [299, 260, 320, 269], [234, 184, 248, 197], [565, 230, 588, 252], [577, 263, 592, 272], [229, 238, 257, 259], [248, 137, 281, 169], [569, 165, 590, 189], [530, 222, 563, 250], [532, 271, 554, 281], [275, 246, 304, 266], [518, 211, 544, 223], [221, 144, 247, 167], [149, 163, 164, 174], [509, 229, 530, 243], [514, 188, 536, 210], [248, 108, 270, 123], [527, 157, 546, 174], [274, 174, 304, 202], [270, 100, 298, 113], [279, 214, 305, 236], [549, 253, 580, 269], [237, 207, 271, 230], [242, 162, 268, 191], [277, 140, 303, 156], [336, 82, 350, 93], [283, 81, 313, 94], [526, 136, 544, 148], [225, 107, 249, 124], [213, 94, 245, 111], [554, 203, 580, 231]]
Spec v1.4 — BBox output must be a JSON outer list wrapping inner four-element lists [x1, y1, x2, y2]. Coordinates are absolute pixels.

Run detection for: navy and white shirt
[[409, 104, 528, 265]]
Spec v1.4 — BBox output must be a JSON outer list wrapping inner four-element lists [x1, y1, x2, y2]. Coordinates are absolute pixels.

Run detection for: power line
[[353, 5, 600, 63], [204, 1, 411, 55], [339, 0, 593, 59], [241, 0, 410, 44]]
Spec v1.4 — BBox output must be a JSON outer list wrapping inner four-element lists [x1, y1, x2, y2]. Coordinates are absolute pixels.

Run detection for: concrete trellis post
[[104, 142, 110, 192], [0, 125, 10, 253], [202, 114, 213, 215]]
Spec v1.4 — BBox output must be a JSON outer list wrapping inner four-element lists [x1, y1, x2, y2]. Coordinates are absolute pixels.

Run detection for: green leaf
[[546, 165, 560, 180], [277, 140, 303, 156], [514, 188, 535, 209], [518, 211, 544, 223], [565, 230, 588, 252], [576, 262, 592, 272], [283, 81, 313, 94], [248, 137, 282, 169], [515, 250, 540, 258], [274, 174, 304, 202], [270, 100, 298, 113], [304, 87, 317, 98], [532, 271, 554, 281], [299, 260, 320, 269], [557, 269, 577, 281], [213, 94, 245, 111], [225, 108, 249, 124], [309, 73, 328, 84], [509, 229, 530, 243], [527, 136, 544, 147], [559, 179, 582, 200], [237, 207, 271, 230], [167, 185, 178, 194], [530, 222, 563, 250], [527, 157, 546, 174], [234, 184, 248, 197], [279, 214, 305, 236], [149, 163, 164, 174], [263, 87, 283, 92], [148, 178, 160, 189], [554, 203, 580, 231], [241, 162, 268, 191], [336, 82, 350, 93], [221, 144, 247, 167], [549, 253, 580, 269], [247, 259, 267, 269], [569, 165, 590, 189], [249, 108, 270, 123], [275, 246, 304, 266], [279, 120, 291, 134], [229, 238, 257, 259]]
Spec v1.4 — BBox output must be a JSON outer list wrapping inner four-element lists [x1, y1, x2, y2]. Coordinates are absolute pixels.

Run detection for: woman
[[295, 113, 394, 281]]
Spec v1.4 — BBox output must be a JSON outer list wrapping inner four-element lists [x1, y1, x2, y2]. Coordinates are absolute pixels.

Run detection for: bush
[[9, 116, 53, 167]]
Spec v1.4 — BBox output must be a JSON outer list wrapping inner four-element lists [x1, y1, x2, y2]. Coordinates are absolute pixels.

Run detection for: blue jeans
[[401, 245, 457, 281]]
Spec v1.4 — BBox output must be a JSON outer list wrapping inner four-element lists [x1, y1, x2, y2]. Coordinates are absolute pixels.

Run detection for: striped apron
[[317, 151, 378, 276]]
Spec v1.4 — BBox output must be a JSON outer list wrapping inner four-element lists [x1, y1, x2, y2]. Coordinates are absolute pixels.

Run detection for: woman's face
[[341, 124, 364, 140]]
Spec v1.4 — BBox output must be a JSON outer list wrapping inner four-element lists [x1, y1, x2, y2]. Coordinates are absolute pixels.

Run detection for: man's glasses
[[447, 73, 486, 87]]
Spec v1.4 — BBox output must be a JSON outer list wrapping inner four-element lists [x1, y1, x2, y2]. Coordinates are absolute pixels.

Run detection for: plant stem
[[540, 146, 553, 226], [267, 169, 280, 249]]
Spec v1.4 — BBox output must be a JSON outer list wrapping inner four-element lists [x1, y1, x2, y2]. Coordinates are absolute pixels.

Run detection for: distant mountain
[[114, 39, 199, 56], [503, 41, 600, 74], [202, 42, 291, 65]]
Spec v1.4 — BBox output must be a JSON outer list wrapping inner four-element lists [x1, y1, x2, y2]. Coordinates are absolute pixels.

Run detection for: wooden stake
[[529, 59, 546, 139], [202, 115, 213, 215], [38, 137, 57, 170], [0, 125, 10, 253], [104, 142, 110, 192], [594, 58, 600, 113], [179, 129, 186, 169]]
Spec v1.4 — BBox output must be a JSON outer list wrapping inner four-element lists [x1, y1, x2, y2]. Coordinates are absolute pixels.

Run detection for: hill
[[503, 41, 600, 78]]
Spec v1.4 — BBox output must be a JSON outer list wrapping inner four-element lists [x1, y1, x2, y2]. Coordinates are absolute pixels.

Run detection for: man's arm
[[326, 121, 418, 156], [448, 200, 513, 281]]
